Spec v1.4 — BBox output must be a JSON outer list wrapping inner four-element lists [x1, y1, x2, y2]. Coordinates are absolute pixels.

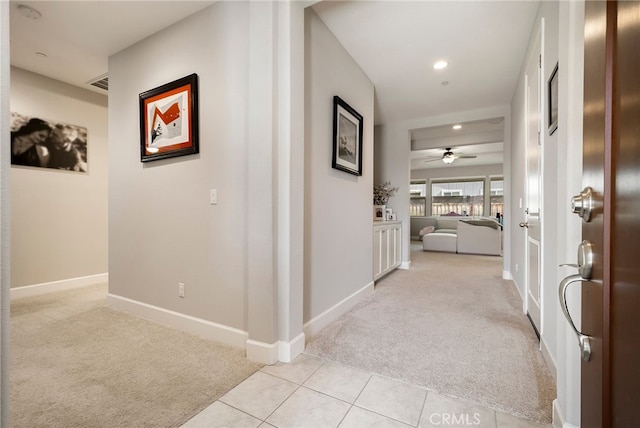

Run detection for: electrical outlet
[[178, 283, 185, 298]]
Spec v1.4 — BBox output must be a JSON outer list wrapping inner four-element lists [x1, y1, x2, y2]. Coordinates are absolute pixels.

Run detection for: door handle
[[519, 222, 529, 228], [558, 240, 595, 362], [558, 274, 592, 361]]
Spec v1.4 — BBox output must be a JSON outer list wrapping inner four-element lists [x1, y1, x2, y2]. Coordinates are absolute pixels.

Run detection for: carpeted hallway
[[11, 249, 555, 426], [10, 284, 262, 428], [305, 248, 556, 424]]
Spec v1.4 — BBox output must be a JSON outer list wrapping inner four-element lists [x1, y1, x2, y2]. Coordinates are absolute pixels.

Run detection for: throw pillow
[[419, 226, 435, 238]]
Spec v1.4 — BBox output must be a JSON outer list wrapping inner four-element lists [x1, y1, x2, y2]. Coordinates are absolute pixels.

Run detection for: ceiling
[[311, 1, 539, 125], [9, 1, 216, 93], [9, 1, 539, 170], [410, 117, 504, 170]]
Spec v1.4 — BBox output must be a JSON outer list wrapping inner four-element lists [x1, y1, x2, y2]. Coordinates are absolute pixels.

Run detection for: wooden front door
[[581, 1, 640, 426]]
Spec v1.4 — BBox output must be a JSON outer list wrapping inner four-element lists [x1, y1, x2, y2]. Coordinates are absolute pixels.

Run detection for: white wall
[[304, 8, 374, 323], [375, 122, 411, 266], [540, 0, 560, 386], [10, 67, 108, 288], [555, 1, 585, 426], [108, 3, 250, 330]]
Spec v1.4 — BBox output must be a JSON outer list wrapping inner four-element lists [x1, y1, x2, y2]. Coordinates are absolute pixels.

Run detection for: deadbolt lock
[[571, 187, 595, 222]]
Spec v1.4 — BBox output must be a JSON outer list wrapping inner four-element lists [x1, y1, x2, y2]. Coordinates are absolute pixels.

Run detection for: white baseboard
[[510, 276, 525, 301], [247, 339, 279, 364], [541, 337, 557, 385], [246, 332, 306, 365], [279, 332, 305, 363], [11, 273, 109, 299], [107, 293, 248, 349], [399, 261, 411, 270], [502, 270, 513, 280], [303, 281, 374, 338], [553, 399, 579, 428]]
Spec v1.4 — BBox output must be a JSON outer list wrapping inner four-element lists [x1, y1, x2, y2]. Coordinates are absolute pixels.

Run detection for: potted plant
[[373, 181, 398, 221]]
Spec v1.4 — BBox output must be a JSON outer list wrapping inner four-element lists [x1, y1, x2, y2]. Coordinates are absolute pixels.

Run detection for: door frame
[[523, 18, 544, 337]]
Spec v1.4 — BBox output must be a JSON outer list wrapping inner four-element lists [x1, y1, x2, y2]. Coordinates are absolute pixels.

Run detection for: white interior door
[[523, 24, 542, 336]]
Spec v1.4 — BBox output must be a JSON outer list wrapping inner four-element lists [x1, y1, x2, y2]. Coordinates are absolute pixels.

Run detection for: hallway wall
[[108, 3, 250, 332], [10, 67, 108, 288], [304, 8, 375, 326]]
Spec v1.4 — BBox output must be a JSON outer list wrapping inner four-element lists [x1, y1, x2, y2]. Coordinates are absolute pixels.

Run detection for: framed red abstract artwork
[[139, 73, 199, 162]]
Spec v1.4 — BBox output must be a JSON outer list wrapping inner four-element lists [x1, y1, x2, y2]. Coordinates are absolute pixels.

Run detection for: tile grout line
[[416, 389, 430, 428], [348, 373, 424, 427], [259, 358, 328, 424], [335, 372, 374, 428], [209, 400, 266, 425]]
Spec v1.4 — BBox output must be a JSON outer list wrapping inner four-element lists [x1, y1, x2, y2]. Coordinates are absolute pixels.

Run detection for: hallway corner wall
[[108, 2, 250, 332]]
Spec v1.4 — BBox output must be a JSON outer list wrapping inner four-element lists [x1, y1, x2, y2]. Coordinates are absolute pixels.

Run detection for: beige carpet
[[10, 284, 262, 428], [305, 250, 556, 424]]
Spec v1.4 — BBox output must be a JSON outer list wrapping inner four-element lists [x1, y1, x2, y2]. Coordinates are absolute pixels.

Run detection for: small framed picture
[[385, 208, 393, 218], [388, 212, 397, 221], [139, 73, 199, 162], [332, 96, 363, 176], [374, 206, 386, 221], [547, 63, 558, 135]]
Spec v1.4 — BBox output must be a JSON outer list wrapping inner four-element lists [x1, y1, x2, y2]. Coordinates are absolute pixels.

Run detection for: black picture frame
[[547, 63, 558, 135], [139, 73, 199, 162], [332, 96, 363, 176]]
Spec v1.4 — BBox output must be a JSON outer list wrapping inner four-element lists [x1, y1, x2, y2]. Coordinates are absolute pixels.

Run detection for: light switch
[[210, 189, 217, 205]]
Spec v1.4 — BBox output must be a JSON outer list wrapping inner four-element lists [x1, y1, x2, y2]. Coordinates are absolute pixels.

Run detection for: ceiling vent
[[87, 73, 108, 91]]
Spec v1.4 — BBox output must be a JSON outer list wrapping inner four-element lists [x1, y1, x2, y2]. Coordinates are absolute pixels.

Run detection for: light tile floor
[[181, 354, 550, 428]]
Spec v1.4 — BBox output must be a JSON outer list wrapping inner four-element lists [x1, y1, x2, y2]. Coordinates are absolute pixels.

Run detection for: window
[[410, 181, 427, 217], [490, 178, 504, 218], [431, 180, 484, 216]]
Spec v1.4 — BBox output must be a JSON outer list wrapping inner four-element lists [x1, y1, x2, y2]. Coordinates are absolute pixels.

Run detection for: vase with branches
[[374, 181, 398, 205], [373, 181, 398, 221]]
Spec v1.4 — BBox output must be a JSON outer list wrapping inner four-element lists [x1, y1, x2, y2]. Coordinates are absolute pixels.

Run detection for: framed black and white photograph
[[332, 95, 363, 176], [10, 112, 88, 172], [139, 73, 199, 162], [547, 63, 558, 135]]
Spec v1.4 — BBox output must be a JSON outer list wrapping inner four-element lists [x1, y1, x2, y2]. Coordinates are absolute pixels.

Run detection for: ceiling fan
[[424, 147, 477, 165]]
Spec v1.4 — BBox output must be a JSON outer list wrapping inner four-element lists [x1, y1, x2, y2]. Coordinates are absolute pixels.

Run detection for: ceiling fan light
[[442, 150, 455, 164]]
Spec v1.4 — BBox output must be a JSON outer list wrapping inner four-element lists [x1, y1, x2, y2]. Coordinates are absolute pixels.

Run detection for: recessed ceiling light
[[433, 61, 448, 70], [452, 124, 462, 130], [17, 4, 42, 20]]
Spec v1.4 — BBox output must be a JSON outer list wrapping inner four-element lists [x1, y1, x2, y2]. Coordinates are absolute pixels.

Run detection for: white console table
[[373, 221, 402, 281]]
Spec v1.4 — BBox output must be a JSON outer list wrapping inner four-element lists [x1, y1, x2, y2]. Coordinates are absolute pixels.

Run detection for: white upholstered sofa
[[412, 216, 502, 256]]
